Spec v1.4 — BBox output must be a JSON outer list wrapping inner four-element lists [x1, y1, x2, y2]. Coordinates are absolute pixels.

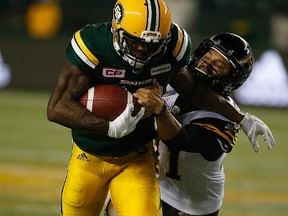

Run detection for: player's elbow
[[47, 107, 55, 122], [46, 103, 60, 123]]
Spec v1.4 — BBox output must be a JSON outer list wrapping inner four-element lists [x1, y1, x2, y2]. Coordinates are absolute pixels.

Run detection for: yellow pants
[[61, 142, 161, 216]]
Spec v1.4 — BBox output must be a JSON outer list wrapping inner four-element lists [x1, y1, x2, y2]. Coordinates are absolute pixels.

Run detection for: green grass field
[[0, 89, 287, 216]]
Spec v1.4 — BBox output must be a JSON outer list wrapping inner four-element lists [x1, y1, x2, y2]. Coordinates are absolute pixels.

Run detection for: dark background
[[0, 0, 288, 90]]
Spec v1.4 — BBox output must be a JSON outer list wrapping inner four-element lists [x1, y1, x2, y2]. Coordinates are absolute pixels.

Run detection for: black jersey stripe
[[146, 0, 160, 32], [154, 0, 160, 31]]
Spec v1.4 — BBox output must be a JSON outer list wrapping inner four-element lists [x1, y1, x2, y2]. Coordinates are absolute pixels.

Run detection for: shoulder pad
[[70, 25, 100, 69], [170, 23, 191, 62]]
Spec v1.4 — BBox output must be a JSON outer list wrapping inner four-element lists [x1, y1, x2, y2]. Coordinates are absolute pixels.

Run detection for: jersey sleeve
[[66, 24, 101, 73], [163, 117, 239, 154], [169, 23, 192, 71], [189, 118, 239, 152]]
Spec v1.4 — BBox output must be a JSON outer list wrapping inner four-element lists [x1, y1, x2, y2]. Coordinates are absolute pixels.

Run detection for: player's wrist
[[239, 112, 248, 125], [155, 101, 167, 117]]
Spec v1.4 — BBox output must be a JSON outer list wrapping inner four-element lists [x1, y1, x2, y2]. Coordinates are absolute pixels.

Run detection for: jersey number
[[166, 150, 180, 180]]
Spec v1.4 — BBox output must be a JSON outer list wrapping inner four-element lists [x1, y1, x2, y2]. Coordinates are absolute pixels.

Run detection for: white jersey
[[158, 134, 226, 215], [158, 86, 239, 215]]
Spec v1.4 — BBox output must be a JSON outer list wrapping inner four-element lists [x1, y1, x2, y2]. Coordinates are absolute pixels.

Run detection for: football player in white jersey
[[104, 33, 276, 216], [133, 32, 274, 216]]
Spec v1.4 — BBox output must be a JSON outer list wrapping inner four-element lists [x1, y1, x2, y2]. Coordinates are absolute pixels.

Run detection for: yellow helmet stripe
[[73, 30, 99, 67], [146, 0, 160, 31], [172, 24, 189, 61]]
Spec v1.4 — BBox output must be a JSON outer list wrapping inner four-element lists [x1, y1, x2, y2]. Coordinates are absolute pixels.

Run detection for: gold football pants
[[61, 142, 161, 216]]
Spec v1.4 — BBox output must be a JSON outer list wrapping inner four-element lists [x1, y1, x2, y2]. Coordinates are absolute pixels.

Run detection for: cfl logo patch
[[103, 68, 125, 78]]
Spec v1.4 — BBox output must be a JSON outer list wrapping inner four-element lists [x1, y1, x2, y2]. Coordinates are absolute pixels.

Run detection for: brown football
[[79, 84, 142, 121]]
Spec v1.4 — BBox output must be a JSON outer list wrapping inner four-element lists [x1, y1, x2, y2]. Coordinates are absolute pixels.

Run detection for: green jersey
[[66, 22, 192, 156]]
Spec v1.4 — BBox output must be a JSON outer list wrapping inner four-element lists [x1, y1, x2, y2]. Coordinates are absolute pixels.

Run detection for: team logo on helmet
[[239, 54, 253, 71], [113, 3, 124, 24]]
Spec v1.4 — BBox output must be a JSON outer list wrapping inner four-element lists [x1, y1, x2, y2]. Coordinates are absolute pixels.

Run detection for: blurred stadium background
[[0, 0, 287, 215]]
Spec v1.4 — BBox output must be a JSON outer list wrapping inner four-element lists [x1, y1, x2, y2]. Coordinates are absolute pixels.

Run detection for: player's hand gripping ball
[[79, 84, 142, 121]]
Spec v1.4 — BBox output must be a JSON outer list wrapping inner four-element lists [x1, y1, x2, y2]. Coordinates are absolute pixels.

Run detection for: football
[[79, 84, 142, 121]]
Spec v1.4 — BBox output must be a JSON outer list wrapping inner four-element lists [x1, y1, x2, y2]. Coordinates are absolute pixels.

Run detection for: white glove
[[240, 112, 276, 152], [108, 92, 145, 138]]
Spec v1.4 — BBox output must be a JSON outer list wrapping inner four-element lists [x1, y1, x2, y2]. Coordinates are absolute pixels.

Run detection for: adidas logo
[[77, 153, 91, 162]]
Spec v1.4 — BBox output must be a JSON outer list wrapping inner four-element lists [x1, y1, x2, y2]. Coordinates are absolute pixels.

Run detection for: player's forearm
[[47, 62, 109, 135], [171, 67, 245, 123], [47, 97, 109, 135], [134, 89, 182, 140], [156, 108, 182, 141], [192, 82, 245, 123]]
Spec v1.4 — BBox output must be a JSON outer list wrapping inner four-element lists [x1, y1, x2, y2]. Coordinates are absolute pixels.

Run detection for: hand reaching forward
[[240, 112, 276, 152]]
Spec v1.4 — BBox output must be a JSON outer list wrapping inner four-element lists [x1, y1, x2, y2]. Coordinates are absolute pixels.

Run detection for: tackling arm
[[170, 66, 245, 123], [134, 79, 182, 141], [169, 66, 276, 152]]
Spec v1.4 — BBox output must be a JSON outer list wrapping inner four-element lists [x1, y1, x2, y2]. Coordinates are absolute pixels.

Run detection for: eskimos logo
[[113, 3, 124, 24]]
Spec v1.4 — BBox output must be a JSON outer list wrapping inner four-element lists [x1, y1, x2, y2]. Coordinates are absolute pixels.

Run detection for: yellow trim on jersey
[[172, 25, 183, 57], [193, 122, 235, 145], [226, 130, 237, 146], [75, 30, 99, 66], [71, 36, 95, 68], [226, 130, 235, 138], [172, 24, 188, 61]]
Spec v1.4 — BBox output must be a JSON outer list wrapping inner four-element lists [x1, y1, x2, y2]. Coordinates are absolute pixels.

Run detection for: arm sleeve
[[162, 126, 189, 151], [162, 117, 238, 153]]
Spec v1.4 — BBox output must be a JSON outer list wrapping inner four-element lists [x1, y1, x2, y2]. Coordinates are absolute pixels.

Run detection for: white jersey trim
[[71, 37, 96, 69]]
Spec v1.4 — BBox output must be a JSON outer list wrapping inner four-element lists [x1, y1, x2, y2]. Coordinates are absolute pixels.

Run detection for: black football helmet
[[188, 32, 254, 96]]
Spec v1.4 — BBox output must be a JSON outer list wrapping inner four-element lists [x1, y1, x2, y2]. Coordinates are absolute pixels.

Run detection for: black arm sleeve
[[162, 127, 189, 151], [161, 118, 237, 155]]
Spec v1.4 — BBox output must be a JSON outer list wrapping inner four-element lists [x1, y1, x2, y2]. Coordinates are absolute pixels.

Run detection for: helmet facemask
[[113, 28, 171, 73]]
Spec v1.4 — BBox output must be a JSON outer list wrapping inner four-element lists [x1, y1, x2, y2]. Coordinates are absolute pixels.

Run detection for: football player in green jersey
[[47, 0, 275, 215]]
